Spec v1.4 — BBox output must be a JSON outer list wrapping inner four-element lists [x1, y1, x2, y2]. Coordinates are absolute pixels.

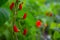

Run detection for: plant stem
[[12, 4, 18, 40]]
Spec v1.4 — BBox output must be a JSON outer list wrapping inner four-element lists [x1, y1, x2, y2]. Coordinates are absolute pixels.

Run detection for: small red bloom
[[10, 2, 14, 10], [36, 20, 42, 28], [23, 29, 27, 35], [23, 13, 27, 19], [19, 4, 22, 10], [49, 13, 52, 16], [13, 25, 20, 32]]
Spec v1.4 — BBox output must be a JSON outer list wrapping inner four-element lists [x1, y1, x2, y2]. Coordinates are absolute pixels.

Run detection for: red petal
[[10, 2, 14, 10], [23, 29, 27, 35], [19, 4, 22, 10], [23, 13, 27, 19], [13, 25, 19, 32], [50, 13, 52, 16], [36, 20, 42, 28]]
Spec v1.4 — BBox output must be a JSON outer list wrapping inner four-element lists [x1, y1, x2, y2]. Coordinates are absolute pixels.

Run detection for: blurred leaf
[[0, 0, 8, 7]]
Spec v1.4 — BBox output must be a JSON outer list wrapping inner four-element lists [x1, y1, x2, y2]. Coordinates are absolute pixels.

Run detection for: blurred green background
[[0, 0, 60, 40]]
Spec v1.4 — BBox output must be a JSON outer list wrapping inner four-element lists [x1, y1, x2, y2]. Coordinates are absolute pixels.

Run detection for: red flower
[[19, 4, 22, 10], [36, 20, 42, 28], [13, 25, 20, 32], [10, 2, 14, 10], [49, 13, 52, 16], [23, 29, 27, 35], [23, 13, 27, 19]]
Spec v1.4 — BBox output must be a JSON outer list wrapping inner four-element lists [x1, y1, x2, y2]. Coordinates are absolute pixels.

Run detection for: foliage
[[0, 0, 60, 40]]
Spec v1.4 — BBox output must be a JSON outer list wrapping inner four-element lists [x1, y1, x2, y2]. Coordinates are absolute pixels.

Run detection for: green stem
[[12, 3, 18, 40]]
